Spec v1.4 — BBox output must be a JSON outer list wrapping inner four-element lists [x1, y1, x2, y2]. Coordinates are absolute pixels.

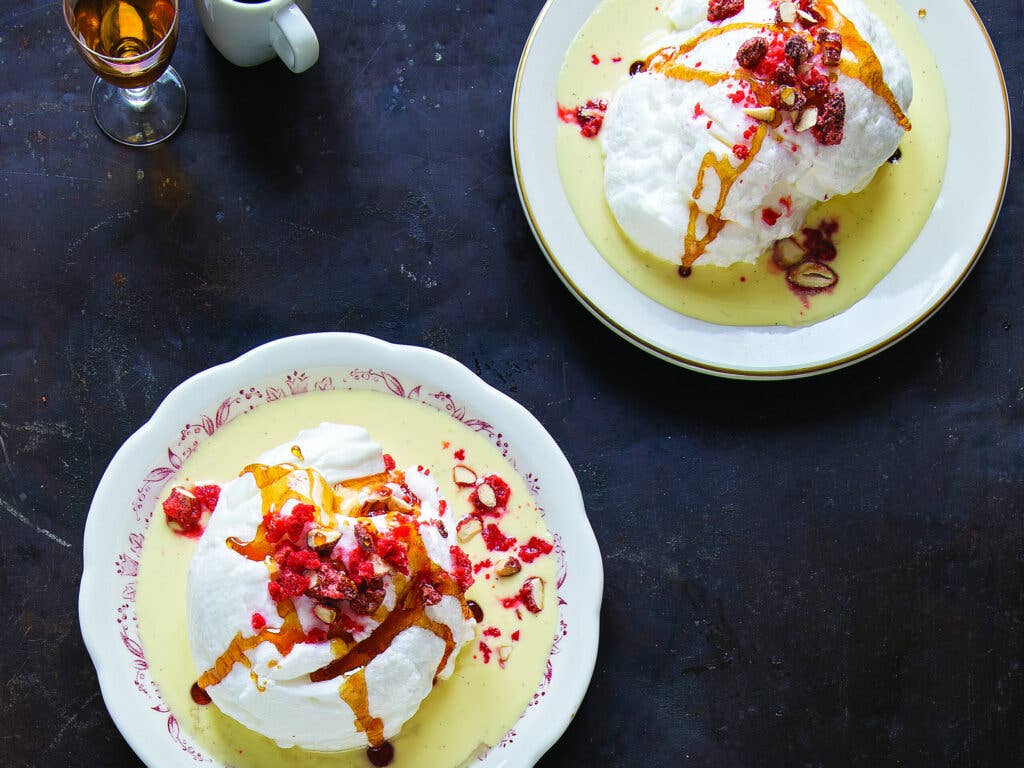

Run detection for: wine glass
[[63, 0, 187, 147]]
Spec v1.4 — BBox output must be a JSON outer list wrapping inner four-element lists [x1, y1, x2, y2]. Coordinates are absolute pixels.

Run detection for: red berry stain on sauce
[[478, 641, 493, 664], [519, 536, 554, 564], [590, 53, 600, 65], [693, 102, 704, 118], [611, 56, 622, 63], [190, 682, 212, 706], [453, 448, 465, 461], [762, 208, 781, 226], [557, 99, 608, 138], [250, 612, 267, 632], [511, 630, 521, 642], [482, 524, 517, 552], [483, 627, 501, 638], [473, 558, 493, 573]]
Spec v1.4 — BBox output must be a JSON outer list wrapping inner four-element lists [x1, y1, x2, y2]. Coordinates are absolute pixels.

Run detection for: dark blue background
[[0, 0, 1021, 765]]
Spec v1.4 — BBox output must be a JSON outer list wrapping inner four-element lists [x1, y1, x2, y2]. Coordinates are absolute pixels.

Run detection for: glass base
[[91, 67, 187, 147]]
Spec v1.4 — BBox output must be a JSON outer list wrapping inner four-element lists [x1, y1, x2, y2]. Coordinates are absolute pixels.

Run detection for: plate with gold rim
[[511, 0, 1010, 379], [79, 333, 601, 767]]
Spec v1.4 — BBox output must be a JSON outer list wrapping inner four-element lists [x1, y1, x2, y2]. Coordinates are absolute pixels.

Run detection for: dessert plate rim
[[79, 332, 602, 767], [510, 0, 1011, 379]]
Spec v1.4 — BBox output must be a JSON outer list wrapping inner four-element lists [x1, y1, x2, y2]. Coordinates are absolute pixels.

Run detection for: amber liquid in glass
[[70, 0, 177, 88]]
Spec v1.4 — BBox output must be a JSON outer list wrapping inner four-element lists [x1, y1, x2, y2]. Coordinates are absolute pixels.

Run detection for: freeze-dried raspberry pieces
[[375, 531, 410, 574], [163, 487, 203, 533], [519, 536, 554, 564], [812, 89, 846, 145], [449, 546, 475, 592], [784, 35, 811, 66], [268, 569, 310, 601], [482, 524, 517, 552], [192, 484, 221, 512], [420, 581, 443, 606], [707, 0, 743, 22], [273, 544, 320, 572], [736, 37, 767, 70], [265, 502, 315, 543]]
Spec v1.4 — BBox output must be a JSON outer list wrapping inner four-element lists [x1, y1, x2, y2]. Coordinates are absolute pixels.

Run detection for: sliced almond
[[476, 482, 498, 509], [796, 9, 818, 23], [313, 604, 337, 624], [779, 86, 797, 108], [786, 261, 838, 291], [777, 1, 797, 23], [264, 556, 280, 578], [497, 645, 513, 664], [307, 527, 341, 550], [772, 237, 806, 269], [794, 107, 819, 132], [743, 106, 776, 122], [306, 571, 319, 588], [452, 464, 477, 487], [456, 516, 482, 543], [520, 577, 545, 614], [495, 557, 522, 578]]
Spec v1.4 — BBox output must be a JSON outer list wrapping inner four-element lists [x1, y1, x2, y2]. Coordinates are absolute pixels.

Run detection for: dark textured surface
[[0, 0, 1021, 765]]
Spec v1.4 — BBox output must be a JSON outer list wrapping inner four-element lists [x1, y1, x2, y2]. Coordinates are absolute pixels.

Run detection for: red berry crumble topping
[[162, 483, 221, 536]]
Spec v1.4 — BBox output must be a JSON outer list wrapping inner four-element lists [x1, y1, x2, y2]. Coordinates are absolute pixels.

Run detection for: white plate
[[79, 333, 602, 767], [511, 0, 1010, 379]]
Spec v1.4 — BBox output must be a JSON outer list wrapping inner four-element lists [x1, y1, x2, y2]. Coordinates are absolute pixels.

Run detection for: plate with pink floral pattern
[[79, 333, 601, 767]]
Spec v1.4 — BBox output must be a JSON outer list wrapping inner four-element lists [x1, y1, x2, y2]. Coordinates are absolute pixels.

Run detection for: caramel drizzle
[[643, 6, 909, 266], [339, 669, 386, 746], [196, 599, 305, 690]]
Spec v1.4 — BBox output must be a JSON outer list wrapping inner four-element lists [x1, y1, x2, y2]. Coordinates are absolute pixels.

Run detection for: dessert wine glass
[[63, 0, 186, 146]]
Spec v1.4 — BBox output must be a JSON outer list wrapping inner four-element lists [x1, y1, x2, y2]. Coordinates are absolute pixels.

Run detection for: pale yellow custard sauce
[[136, 389, 559, 768], [556, 0, 949, 326]]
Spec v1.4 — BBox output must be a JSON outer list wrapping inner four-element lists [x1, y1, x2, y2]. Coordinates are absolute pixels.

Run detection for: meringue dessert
[[556, 0, 948, 326], [135, 390, 559, 767]]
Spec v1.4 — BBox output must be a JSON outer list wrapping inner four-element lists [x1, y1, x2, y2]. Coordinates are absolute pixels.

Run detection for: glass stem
[[123, 84, 155, 109]]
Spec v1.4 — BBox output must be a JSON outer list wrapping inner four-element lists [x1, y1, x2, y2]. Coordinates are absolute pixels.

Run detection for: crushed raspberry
[[707, 0, 743, 22], [375, 534, 410, 575], [163, 487, 203, 533], [743, 125, 758, 140], [611, 56, 622, 63], [482, 524, 517, 552], [192, 484, 221, 512], [251, 612, 267, 632], [557, 99, 608, 139], [693, 102, 704, 118], [274, 545, 320, 572], [268, 569, 310, 601], [420, 582, 443, 606], [478, 641, 492, 664], [519, 536, 554, 564], [449, 546, 475, 591], [500, 595, 520, 610], [453, 448, 465, 461], [590, 53, 600, 65], [511, 630, 521, 642], [483, 627, 501, 638], [729, 90, 745, 104], [732, 144, 750, 160], [305, 629, 327, 644], [762, 208, 781, 226], [438, 500, 447, 516], [473, 558, 493, 573], [265, 503, 315, 544], [796, 0, 823, 27], [382, 453, 396, 471], [483, 475, 512, 506]]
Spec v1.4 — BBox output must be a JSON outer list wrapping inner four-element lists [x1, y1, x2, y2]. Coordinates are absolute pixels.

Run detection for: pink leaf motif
[[128, 532, 144, 553], [115, 554, 139, 577], [152, 704, 169, 713], [131, 659, 148, 671], [200, 415, 215, 436], [121, 629, 145, 659], [462, 418, 495, 434], [315, 376, 334, 392], [121, 583, 137, 602], [167, 448, 182, 470], [167, 714, 181, 740], [143, 466, 175, 483], [265, 386, 285, 402], [407, 385, 422, 400], [215, 397, 233, 427], [378, 371, 405, 397]]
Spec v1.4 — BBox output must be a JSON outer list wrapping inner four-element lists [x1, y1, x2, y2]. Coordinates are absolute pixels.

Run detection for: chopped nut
[[773, 85, 807, 112], [794, 107, 819, 132], [307, 527, 341, 550], [354, 522, 374, 553], [817, 29, 843, 66], [265, 557, 280, 578], [520, 577, 545, 614], [743, 106, 776, 122], [786, 261, 838, 291], [784, 35, 811, 65], [736, 37, 768, 70], [456, 516, 482, 543], [777, 2, 797, 23], [313, 604, 337, 624], [495, 557, 522, 578], [772, 237, 806, 269], [497, 645, 513, 663], [306, 571, 319, 588], [476, 482, 498, 509], [452, 464, 478, 487], [797, 8, 820, 25]]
